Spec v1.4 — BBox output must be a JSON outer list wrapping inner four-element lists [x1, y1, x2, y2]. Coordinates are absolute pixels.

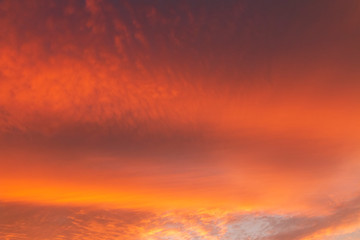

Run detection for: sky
[[0, 0, 360, 239]]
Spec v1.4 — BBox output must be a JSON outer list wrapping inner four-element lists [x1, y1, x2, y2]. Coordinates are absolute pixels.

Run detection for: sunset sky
[[1, 0, 360, 239]]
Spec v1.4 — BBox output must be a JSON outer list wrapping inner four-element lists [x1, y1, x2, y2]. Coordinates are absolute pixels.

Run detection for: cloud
[[263, 194, 360, 240], [0, 202, 229, 240], [2, 196, 360, 240], [0, 0, 360, 239]]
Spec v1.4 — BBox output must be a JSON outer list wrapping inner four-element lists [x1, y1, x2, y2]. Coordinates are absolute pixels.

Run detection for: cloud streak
[[2, 196, 360, 240]]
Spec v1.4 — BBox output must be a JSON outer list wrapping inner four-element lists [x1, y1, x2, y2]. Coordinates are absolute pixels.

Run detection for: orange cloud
[[0, 0, 360, 239]]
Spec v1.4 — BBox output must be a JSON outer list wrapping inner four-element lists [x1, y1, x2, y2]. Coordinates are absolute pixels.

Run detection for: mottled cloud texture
[[0, 0, 360, 239], [2, 195, 360, 240]]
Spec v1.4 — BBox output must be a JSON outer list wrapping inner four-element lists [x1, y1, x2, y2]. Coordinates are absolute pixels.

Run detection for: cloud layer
[[1, 0, 360, 239]]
